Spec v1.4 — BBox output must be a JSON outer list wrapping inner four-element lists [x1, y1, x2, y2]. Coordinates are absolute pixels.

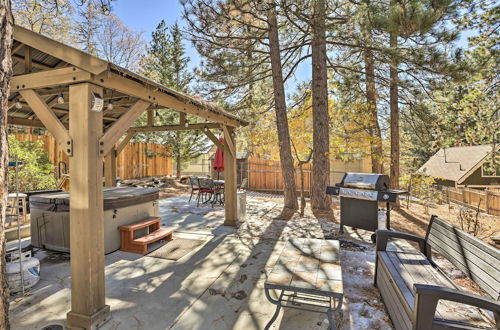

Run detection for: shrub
[[8, 135, 57, 192]]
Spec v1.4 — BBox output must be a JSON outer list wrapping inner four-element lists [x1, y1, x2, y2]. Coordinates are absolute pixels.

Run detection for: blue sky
[[112, 0, 310, 90], [113, 0, 202, 69], [112, 0, 469, 95]]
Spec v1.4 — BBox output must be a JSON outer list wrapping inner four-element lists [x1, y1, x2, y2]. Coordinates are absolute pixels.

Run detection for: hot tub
[[30, 187, 159, 254]]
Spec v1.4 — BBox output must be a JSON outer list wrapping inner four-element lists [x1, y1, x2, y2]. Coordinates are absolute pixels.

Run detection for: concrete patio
[[10, 196, 394, 330]]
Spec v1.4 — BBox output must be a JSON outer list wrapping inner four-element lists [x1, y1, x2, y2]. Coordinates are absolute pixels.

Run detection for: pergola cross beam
[[11, 66, 92, 91], [129, 122, 220, 133], [19, 89, 72, 155]]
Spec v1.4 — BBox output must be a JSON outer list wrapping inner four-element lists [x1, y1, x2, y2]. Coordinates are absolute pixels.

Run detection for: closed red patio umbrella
[[212, 138, 224, 178]]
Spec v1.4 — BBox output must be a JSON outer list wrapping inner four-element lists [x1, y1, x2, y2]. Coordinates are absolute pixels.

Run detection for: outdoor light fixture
[[204, 125, 208, 132], [57, 93, 65, 104], [107, 101, 114, 111], [184, 121, 189, 128], [90, 92, 104, 112], [15, 99, 22, 109]]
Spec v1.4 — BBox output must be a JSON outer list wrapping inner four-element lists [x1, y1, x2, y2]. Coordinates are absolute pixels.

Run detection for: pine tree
[[139, 20, 207, 178], [74, 1, 101, 54], [183, 0, 300, 217]]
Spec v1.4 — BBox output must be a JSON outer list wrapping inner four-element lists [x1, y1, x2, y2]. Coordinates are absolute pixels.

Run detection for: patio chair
[[197, 178, 223, 207], [188, 176, 199, 203]]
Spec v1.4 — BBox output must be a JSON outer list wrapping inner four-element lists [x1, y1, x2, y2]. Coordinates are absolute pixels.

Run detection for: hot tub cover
[[29, 187, 159, 212]]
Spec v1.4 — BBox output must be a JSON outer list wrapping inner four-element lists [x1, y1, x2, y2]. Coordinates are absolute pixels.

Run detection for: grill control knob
[[383, 194, 389, 200]]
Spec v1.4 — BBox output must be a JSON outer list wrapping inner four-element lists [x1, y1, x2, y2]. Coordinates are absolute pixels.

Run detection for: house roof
[[9, 25, 248, 128], [418, 145, 493, 183]]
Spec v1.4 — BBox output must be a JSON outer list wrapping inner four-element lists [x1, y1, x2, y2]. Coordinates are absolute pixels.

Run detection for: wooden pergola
[[7, 25, 247, 329]]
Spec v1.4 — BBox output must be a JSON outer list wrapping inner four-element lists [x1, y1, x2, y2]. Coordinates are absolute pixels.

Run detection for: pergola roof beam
[[11, 67, 92, 91], [94, 72, 240, 127], [130, 123, 220, 132]]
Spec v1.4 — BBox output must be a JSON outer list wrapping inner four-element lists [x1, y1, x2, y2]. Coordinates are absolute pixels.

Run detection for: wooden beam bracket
[[19, 89, 73, 155], [99, 100, 151, 156], [203, 129, 223, 149]]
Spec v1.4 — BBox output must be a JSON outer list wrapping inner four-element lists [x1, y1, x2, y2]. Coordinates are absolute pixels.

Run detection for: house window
[[481, 162, 500, 177]]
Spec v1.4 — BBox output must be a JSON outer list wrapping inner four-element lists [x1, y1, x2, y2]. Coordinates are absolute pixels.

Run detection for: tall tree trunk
[[311, 0, 332, 215], [0, 0, 13, 327], [267, 5, 298, 217], [364, 49, 383, 173], [389, 31, 399, 190], [176, 154, 182, 179]]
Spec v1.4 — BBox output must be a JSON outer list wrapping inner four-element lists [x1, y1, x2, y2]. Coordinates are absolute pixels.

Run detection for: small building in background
[[209, 151, 252, 185], [418, 145, 499, 188], [181, 147, 251, 186]]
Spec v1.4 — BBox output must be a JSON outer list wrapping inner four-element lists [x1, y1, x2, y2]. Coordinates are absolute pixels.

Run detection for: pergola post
[[67, 83, 110, 329], [104, 148, 117, 186], [223, 126, 238, 226]]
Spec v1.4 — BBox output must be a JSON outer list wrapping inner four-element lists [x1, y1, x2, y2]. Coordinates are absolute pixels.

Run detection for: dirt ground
[[388, 200, 499, 247]]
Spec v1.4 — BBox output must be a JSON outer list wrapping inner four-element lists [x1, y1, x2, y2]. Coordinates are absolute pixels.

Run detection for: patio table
[[264, 238, 343, 330], [213, 179, 224, 186]]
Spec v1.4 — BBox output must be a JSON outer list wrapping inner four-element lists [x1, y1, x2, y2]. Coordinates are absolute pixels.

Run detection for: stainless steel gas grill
[[326, 173, 407, 241]]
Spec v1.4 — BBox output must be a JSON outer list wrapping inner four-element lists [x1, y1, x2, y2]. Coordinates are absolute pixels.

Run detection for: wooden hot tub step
[[119, 217, 174, 254], [134, 227, 174, 245]]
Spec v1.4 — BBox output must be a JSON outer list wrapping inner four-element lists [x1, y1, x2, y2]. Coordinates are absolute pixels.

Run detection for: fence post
[[485, 189, 490, 215]]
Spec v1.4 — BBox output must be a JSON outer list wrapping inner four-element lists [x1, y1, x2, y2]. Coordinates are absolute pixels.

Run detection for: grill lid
[[339, 173, 390, 190]]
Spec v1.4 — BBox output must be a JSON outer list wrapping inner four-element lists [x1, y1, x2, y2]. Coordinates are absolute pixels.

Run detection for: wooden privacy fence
[[246, 158, 365, 193], [441, 186, 500, 216], [13, 133, 173, 180], [248, 158, 312, 193]]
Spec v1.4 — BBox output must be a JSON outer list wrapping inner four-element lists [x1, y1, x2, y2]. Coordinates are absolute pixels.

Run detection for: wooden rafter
[[11, 67, 92, 91], [11, 42, 24, 54], [14, 25, 108, 75], [130, 123, 220, 133], [24, 46, 32, 73], [12, 54, 52, 70], [19, 89, 72, 155], [99, 100, 151, 155]]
